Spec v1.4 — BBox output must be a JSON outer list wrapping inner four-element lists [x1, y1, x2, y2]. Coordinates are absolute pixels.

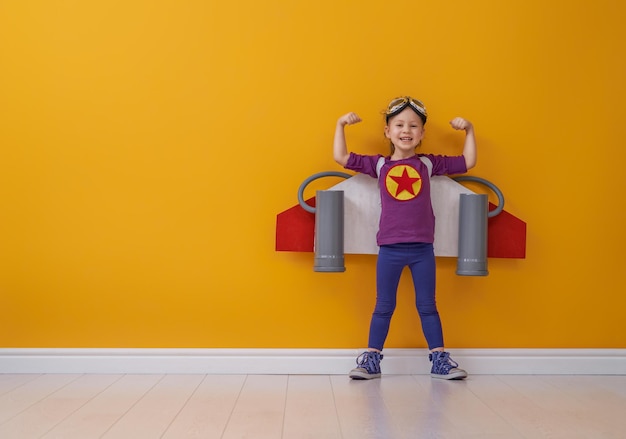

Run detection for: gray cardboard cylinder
[[314, 190, 345, 272], [456, 193, 489, 276]]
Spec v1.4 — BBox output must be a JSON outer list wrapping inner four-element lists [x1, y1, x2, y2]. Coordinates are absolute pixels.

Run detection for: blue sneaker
[[429, 351, 467, 380], [349, 351, 383, 380]]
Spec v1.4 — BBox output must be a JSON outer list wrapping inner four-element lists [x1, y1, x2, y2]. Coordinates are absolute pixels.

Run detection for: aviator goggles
[[385, 96, 428, 122]]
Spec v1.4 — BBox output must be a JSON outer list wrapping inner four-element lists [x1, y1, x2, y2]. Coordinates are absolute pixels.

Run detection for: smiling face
[[384, 107, 425, 159]]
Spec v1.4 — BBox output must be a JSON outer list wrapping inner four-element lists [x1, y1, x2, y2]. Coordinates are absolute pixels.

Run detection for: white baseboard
[[0, 348, 624, 375]]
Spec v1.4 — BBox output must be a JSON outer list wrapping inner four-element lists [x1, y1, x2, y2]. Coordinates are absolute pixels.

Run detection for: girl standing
[[333, 96, 476, 380]]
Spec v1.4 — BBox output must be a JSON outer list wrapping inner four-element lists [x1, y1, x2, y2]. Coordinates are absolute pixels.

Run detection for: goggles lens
[[385, 96, 427, 119]]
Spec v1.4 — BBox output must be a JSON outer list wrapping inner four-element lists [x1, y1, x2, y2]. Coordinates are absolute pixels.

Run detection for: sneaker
[[429, 351, 468, 380], [349, 351, 383, 380]]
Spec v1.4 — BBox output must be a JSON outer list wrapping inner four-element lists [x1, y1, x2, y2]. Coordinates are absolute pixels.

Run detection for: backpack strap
[[376, 156, 385, 178], [376, 156, 433, 179], [419, 156, 433, 178]]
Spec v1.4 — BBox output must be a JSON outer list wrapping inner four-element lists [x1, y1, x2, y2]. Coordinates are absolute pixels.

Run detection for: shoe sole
[[349, 368, 381, 380], [431, 370, 468, 380]]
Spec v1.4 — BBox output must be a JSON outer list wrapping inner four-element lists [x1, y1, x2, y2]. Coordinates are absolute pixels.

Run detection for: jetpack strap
[[376, 156, 433, 179]]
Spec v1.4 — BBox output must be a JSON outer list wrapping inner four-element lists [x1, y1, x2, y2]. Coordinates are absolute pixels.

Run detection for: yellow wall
[[1, 0, 625, 349]]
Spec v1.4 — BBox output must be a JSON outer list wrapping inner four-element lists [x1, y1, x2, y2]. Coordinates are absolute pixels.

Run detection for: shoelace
[[435, 352, 459, 373], [355, 352, 381, 371]]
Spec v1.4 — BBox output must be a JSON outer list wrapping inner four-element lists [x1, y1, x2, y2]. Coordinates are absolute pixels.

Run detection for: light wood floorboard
[[42, 374, 163, 438], [282, 375, 341, 439], [220, 375, 288, 439], [161, 375, 246, 439], [0, 374, 120, 438], [0, 374, 623, 438], [101, 374, 205, 438]]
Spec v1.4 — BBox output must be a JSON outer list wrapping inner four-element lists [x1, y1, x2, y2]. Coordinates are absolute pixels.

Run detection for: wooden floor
[[0, 374, 625, 438]]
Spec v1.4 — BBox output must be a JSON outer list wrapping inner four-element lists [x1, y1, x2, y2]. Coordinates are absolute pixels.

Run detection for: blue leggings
[[368, 242, 444, 351]]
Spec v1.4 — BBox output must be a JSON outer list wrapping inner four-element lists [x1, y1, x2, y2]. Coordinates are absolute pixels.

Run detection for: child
[[333, 96, 476, 380]]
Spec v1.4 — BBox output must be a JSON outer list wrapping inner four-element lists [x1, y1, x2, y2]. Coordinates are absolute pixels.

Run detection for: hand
[[338, 112, 362, 127], [450, 117, 473, 131]]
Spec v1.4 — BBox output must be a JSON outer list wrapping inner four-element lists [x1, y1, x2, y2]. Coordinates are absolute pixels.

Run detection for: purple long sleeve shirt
[[345, 152, 467, 246]]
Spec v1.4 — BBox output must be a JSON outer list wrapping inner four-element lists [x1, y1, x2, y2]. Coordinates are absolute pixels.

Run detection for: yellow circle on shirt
[[384, 164, 423, 201]]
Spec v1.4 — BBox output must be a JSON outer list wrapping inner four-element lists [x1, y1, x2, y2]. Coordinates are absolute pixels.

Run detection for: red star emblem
[[384, 164, 423, 201], [390, 168, 421, 197]]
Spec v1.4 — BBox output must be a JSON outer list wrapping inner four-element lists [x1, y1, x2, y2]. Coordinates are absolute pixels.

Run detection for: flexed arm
[[333, 112, 362, 167], [450, 117, 477, 170]]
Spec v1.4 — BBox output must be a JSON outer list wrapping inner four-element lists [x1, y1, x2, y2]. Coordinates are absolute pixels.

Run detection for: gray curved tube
[[297, 171, 352, 213], [452, 176, 505, 218]]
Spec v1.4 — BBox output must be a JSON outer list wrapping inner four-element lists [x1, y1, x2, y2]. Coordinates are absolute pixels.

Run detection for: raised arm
[[333, 112, 362, 167], [450, 117, 477, 170]]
